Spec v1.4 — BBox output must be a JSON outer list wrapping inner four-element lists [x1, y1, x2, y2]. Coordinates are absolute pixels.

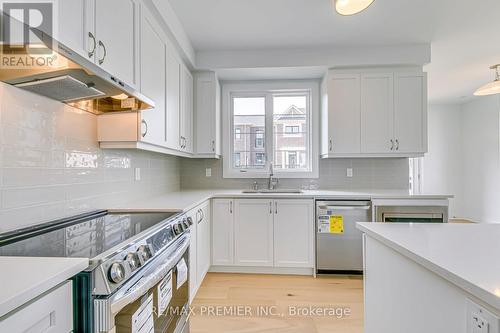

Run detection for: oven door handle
[[94, 235, 189, 332]]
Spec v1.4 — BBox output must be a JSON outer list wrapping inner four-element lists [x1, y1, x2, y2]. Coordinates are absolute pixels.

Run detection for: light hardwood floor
[[190, 273, 364, 333]]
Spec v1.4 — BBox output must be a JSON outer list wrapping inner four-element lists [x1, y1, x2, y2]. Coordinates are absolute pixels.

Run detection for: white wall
[[423, 104, 463, 217], [461, 95, 500, 222], [425, 95, 500, 222]]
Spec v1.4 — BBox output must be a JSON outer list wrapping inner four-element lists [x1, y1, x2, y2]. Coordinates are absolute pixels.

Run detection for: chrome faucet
[[268, 163, 279, 190]]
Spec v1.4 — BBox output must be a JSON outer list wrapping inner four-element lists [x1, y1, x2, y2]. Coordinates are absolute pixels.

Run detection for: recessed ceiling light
[[474, 64, 500, 96], [333, 0, 375, 16]]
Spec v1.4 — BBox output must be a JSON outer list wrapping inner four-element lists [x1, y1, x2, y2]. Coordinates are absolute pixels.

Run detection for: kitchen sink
[[242, 189, 303, 194]]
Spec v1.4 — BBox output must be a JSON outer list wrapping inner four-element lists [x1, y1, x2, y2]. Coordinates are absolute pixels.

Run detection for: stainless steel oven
[[0, 210, 193, 333], [96, 234, 190, 333]]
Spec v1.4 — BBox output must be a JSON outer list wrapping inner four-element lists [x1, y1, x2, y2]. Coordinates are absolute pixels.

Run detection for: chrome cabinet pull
[[275, 202, 278, 214], [329, 139, 333, 152], [141, 120, 148, 138], [88, 32, 96, 58], [390, 139, 394, 151], [200, 208, 205, 221], [212, 140, 215, 152], [269, 202, 272, 214], [230, 201, 233, 214], [98, 40, 107, 65], [395, 139, 400, 151]]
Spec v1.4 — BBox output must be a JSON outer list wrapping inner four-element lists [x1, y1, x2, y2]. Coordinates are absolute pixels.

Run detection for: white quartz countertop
[[109, 189, 453, 213], [0, 257, 88, 318], [357, 222, 500, 311]]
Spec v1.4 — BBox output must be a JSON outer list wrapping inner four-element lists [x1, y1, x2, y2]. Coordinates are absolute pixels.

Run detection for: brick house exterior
[[233, 105, 306, 169]]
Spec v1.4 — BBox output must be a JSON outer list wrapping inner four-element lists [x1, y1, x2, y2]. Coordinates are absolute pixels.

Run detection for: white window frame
[[222, 80, 319, 179]]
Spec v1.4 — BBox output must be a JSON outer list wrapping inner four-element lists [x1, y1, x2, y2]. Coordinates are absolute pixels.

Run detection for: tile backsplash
[[0, 83, 180, 232], [180, 158, 409, 191], [0, 81, 410, 232]]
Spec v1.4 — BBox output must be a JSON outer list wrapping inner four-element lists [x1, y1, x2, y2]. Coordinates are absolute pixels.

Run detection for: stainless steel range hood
[[0, 16, 154, 114]]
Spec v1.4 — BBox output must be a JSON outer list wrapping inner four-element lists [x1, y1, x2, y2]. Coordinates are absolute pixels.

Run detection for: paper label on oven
[[132, 293, 154, 333], [157, 270, 172, 316], [318, 215, 331, 233], [329, 215, 344, 234], [318, 215, 344, 234], [176, 258, 188, 289]]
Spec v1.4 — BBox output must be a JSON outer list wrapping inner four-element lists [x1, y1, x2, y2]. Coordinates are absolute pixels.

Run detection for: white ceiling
[[169, 0, 500, 104]]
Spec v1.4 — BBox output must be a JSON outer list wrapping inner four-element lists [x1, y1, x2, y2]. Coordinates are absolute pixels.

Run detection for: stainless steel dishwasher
[[316, 200, 371, 274]]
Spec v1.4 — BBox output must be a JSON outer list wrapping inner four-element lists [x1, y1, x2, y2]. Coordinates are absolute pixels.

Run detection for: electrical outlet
[[205, 168, 212, 177], [135, 167, 141, 181], [467, 299, 500, 333], [347, 168, 353, 178]]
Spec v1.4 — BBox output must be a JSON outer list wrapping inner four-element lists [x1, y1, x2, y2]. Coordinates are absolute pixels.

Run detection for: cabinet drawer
[[0, 281, 73, 333]]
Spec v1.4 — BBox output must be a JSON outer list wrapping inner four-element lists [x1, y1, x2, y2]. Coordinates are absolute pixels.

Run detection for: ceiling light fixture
[[333, 0, 375, 16], [474, 64, 500, 96]]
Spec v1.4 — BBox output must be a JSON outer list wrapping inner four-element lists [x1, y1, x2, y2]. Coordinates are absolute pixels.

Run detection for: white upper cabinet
[[394, 72, 427, 154], [326, 73, 361, 154], [139, 7, 166, 147], [95, 0, 139, 88], [322, 68, 428, 158], [360, 73, 394, 153], [233, 199, 274, 267], [193, 72, 221, 158], [180, 64, 194, 153], [166, 40, 182, 151], [57, 0, 94, 60], [97, 2, 195, 159]]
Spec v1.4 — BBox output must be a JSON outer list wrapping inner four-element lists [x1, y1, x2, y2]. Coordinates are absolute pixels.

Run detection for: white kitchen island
[[357, 222, 500, 333]]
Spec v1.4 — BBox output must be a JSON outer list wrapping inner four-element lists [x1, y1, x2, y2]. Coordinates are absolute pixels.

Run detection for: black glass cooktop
[[0, 211, 176, 258]]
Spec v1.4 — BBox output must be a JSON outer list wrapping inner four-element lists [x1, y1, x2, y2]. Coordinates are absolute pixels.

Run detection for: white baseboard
[[209, 266, 314, 276]]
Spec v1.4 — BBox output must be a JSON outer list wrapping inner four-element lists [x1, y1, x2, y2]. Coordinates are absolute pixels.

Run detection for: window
[[255, 153, 265, 165], [409, 157, 423, 194], [234, 153, 241, 167], [285, 126, 300, 134], [255, 129, 264, 148], [231, 96, 266, 169], [223, 81, 319, 178]]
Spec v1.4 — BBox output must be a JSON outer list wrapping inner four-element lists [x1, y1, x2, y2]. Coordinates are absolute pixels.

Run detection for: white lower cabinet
[[196, 201, 211, 286], [212, 199, 235, 266], [234, 199, 274, 267], [211, 198, 314, 270], [187, 201, 211, 303], [0, 281, 73, 333], [273, 199, 314, 268]]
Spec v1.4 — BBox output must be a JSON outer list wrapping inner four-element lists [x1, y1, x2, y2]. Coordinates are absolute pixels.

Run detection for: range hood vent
[[14, 75, 105, 102], [0, 11, 154, 114]]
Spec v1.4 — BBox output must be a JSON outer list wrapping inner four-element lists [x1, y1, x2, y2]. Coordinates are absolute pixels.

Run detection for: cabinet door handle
[[230, 201, 233, 214], [141, 120, 148, 138], [88, 32, 96, 58], [212, 140, 215, 152], [269, 202, 272, 214], [390, 139, 394, 151], [200, 208, 205, 221], [329, 139, 333, 152], [98, 40, 107, 65], [275, 202, 278, 214], [395, 139, 400, 151]]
